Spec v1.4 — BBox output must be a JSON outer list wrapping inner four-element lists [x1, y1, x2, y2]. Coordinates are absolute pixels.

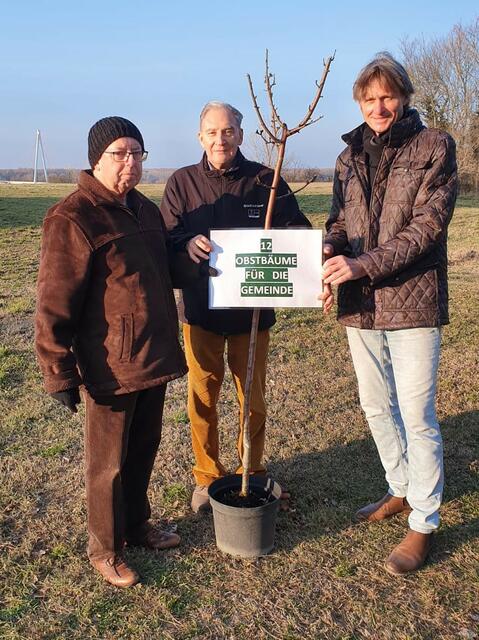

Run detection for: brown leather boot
[[126, 523, 181, 550], [355, 493, 411, 522], [385, 530, 432, 576], [91, 555, 140, 588]]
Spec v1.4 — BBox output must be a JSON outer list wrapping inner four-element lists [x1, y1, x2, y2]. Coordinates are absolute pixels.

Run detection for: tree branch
[[295, 115, 323, 132], [276, 176, 317, 198], [288, 53, 335, 135], [246, 73, 281, 144], [265, 49, 285, 129], [256, 129, 276, 145]]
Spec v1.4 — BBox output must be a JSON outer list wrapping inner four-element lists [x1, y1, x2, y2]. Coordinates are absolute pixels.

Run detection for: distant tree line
[[1, 166, 333, 184], [244, 133, 333, 182], [282, 167, 333, 182], [401, 16, 479, 192], [0, 168, 179, 184], [0, 168, 80, 183]]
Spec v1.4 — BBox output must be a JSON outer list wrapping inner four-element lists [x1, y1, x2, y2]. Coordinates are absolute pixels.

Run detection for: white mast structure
[[33, 129, 48, 183]]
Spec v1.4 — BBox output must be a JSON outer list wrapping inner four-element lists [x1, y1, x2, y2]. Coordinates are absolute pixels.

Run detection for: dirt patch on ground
[[449, 249, 478, 265]]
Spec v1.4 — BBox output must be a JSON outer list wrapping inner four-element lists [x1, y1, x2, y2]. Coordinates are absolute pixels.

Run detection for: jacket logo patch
[[244, 203, 264, 219]]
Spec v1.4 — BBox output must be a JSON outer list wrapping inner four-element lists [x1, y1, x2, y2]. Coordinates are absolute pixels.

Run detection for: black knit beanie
[[88, 116, 144, 168]]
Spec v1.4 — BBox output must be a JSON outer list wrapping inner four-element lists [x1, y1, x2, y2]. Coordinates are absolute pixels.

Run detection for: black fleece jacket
[[160, 151, 311, 335]]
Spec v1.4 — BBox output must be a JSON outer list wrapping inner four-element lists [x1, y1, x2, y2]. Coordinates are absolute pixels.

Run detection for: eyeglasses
[[103, 150, 149, 162]]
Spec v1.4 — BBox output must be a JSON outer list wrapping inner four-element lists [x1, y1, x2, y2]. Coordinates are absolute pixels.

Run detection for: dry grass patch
[[0, 183, 478, 639]]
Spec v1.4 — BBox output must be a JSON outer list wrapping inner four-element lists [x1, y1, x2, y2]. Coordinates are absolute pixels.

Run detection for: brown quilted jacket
[[35, 170, 189, 396], [325, 109, 457, 330]]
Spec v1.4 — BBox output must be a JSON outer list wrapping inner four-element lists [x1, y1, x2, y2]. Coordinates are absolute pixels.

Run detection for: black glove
[[199, 261, 218, 277], [50, 388, 81, 413]]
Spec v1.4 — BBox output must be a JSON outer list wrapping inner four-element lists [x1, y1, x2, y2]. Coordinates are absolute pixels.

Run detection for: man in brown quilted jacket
[[323, 53, 457, 575], [35, 117, 204, 587]]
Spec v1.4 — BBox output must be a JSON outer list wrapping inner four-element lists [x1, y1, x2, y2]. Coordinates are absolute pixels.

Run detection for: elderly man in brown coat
[[35, 116, 205, 587], [323, 53, 457, 575]]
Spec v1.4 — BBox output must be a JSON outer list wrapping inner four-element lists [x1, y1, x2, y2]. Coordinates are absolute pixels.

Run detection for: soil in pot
[[213, 486, 276, 508]]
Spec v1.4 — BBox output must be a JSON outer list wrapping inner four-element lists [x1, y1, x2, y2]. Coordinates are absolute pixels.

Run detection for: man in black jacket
[[161, 101, 311, 512]]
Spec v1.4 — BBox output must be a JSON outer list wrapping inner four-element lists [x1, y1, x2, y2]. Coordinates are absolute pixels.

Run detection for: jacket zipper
[[121, 201, 177, 337], [366, 147, 385, 253], [353, 147, 385, 325], [220, 174, 227, 224]]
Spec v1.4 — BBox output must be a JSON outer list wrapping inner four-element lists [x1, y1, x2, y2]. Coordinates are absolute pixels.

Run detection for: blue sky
[[1, 0, 478, 169]]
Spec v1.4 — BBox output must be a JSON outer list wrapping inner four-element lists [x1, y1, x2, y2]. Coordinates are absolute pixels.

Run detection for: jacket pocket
[[119, 314, 134, 362], [385, 160, 431, 204], [392, 159, 431, 171], [380, 268, 438, 311]]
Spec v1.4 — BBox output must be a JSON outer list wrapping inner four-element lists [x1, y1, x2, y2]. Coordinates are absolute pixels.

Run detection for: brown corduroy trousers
[[83, 384, 166, 561], [183, 324, 269, 487]]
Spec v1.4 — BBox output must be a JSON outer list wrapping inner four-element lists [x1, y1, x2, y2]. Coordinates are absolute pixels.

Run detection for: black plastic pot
[[208, 474, 282, 558]]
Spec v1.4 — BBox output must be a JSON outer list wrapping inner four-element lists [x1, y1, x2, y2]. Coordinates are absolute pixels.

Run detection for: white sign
[[209, 229, 323, 309]]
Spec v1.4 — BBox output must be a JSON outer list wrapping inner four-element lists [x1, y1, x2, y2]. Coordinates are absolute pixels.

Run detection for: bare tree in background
[[245, 130, 299, 171], [401, 17, 479, 191]]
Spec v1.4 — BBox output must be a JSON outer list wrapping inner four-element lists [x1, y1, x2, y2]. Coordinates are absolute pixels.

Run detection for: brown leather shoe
[[126, 522, 181, 550], [91, 555, 139, 588], [385, 530, 432, 576], [191, 485, 212, 513], [355, 493, 411, 522], [279, 489, 291, 512]]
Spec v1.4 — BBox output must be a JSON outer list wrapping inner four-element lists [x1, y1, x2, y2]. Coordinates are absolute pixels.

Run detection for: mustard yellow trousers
[[183, 323, 269, 486]]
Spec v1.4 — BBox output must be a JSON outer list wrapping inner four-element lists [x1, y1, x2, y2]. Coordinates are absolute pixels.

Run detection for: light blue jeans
[[346, 327, 443, 533]]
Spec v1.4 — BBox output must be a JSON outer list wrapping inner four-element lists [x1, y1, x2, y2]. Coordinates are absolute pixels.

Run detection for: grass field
[[0, 182, 478, 640]]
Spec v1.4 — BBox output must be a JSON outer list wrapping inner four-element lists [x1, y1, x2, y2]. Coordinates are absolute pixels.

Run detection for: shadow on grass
[[140, 411, 478, 567], [0, 197, 58, 228], [296, 193, 332, 216], [170, 409, 479, 560], [268, 436, 386, 551], [142, 436, 382, 563], [268, 409, 478, 554], [456, 193, 479, 208], [432, 517, 479, 568], [0, 194, 330, 229], [441, 410, 479, 500], [94, 410, 478, 584]]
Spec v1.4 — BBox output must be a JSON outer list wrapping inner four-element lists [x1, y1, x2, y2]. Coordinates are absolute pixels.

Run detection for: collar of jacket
[[77, 169, 144, 211], [198, 150, 245, 179], [341, 108, 424, 153]]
